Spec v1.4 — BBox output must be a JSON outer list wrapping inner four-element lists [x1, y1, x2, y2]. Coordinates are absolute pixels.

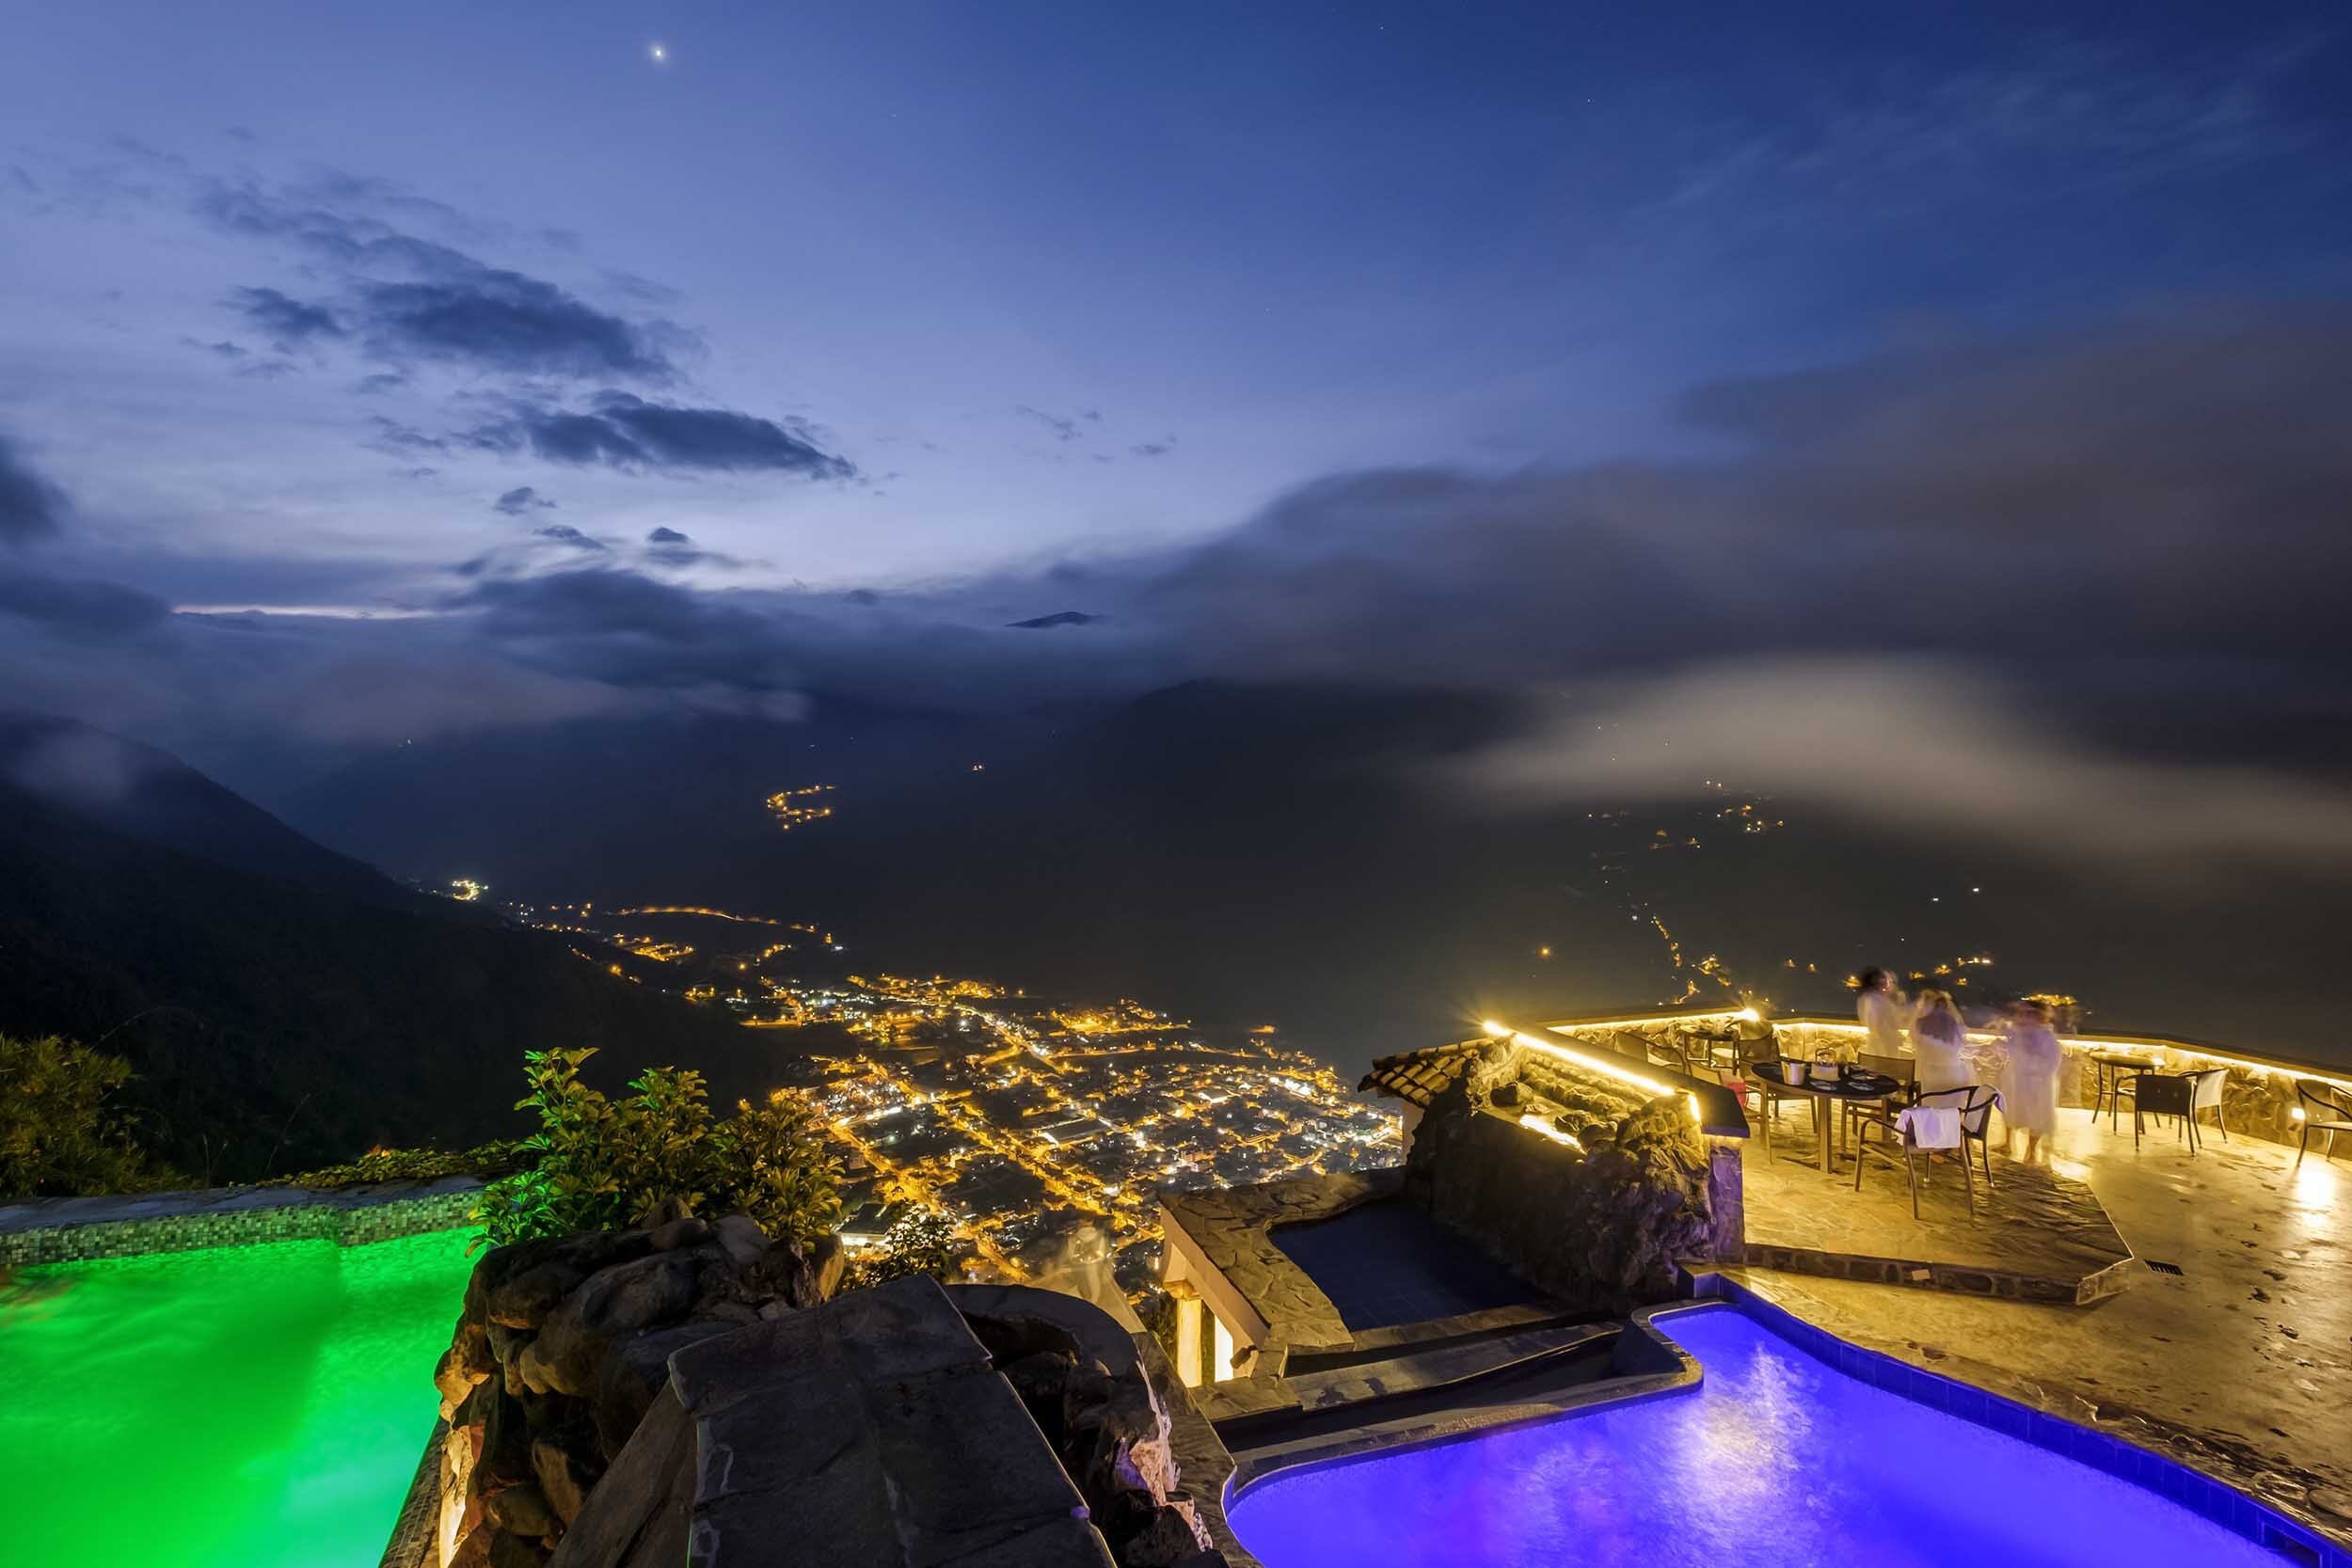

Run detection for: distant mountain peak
[[1007, 610, 1102, 630]]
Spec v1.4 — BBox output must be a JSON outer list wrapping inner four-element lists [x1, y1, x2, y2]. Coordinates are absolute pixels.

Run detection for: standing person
[[1856, 968, 1913, 1059], [1912, 988, 1973, 1094], [2001, 999, 2063, 1166]]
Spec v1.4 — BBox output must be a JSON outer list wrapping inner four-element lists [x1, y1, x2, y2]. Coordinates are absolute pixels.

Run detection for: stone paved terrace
[[1721, 1105, 2352, 1553], [1740, 1116, 2137, 1302]]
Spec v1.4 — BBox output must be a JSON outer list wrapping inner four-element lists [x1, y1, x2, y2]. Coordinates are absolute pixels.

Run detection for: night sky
[[5, 3, 2351, 903]]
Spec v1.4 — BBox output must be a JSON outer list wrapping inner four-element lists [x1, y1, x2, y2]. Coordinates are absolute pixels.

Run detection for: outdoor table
[[2090, 1053, 2161, 1129], [1750, 1061, 1905, 1172]]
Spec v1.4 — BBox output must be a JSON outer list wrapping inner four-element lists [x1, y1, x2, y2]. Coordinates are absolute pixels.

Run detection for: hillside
[[0, 732, 790, 1182]]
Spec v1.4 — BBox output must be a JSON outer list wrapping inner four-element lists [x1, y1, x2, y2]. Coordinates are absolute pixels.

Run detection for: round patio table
[[2090, 1053, 2161, 1129], [1750, 1062, 1904, 1171]]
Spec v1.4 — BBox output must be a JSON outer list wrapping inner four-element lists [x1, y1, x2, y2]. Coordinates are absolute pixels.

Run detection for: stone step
[[1280, 1321, 1618, 1416]]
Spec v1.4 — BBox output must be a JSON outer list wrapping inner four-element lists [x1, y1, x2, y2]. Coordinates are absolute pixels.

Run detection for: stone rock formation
[[1404, 1053, 1731, 1310], [430, 1209, 841, 1568], [417, 1226, 1226, 1568]]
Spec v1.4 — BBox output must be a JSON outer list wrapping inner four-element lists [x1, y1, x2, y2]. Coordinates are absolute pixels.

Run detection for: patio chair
[[1730, 1030, 1799, 1149], [1843, 1051, 1918, 1148], [2131, 1072, 2203, 1154], [1851, 1096, 1976, 1218], [2188, 1068, 2229, 1143], [2295, 1080, 2352, 1169], [1918, 1085, 1998, 1197]]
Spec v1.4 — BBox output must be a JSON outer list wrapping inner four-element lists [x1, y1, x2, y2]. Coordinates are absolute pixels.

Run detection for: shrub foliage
[[473, 1048, 840, 1251]]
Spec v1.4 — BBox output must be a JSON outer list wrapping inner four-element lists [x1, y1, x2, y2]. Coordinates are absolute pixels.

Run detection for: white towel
[[1896, 1106, 1963, 1149]]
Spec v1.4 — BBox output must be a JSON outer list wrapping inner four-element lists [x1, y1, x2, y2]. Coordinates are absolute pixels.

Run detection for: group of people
[[1856, 968, 2062, 1165]]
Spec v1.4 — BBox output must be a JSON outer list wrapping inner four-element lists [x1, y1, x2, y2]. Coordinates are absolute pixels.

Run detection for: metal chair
[[1921, 1085, 1998, 1198], [1732, 1030, 1799, 1150], [2131, 1072, 2202, 1153], [1843, 1051, 1918, 1147], [2295, 1080, 2352, 1169], [2187, 1068, 2229, 1144], [1852, 1085, 1991, 1217]]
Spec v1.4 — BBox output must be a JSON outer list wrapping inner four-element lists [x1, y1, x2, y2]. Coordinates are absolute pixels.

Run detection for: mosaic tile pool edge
[[1688, 1275, 2350, 1568], [0, 1186, 481, 1267]]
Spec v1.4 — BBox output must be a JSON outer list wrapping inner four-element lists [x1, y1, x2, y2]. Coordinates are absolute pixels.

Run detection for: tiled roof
[[1358, 1040, 1486, 1107]]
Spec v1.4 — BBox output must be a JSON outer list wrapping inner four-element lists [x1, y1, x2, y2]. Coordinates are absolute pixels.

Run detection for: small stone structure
[[414, 1212, 1222, 1568], [1402, 1041, 1740, 1312], [0, 1176, 482, 1267]]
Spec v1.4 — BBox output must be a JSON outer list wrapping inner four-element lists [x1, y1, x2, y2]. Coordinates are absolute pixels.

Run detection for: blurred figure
[[2001, 999, 2063, 1165], [1856, 967, 1912, 1057], [1912, 988, 1972, 1094]]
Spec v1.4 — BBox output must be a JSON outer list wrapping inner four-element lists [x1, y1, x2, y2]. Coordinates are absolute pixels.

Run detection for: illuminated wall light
[[1518, 1113, 1583, 1148]]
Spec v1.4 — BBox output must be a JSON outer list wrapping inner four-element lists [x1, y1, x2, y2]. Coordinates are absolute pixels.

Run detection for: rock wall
[[430, 1204, 844, 1568], [950, 1285, 1218, 1568], [421, 1222, 1227, 1568], [1404, 1064, 1731, 1312]]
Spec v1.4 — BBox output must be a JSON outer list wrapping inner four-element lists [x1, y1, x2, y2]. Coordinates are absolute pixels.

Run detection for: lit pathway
[[1727, 1105, 2352, 1548]]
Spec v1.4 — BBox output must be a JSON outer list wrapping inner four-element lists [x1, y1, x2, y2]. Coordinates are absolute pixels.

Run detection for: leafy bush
[[473, 1048, 840, 1251], [261, 1142, 525, 1189], [0, 1034, 177, 1199], [844, 1212, 961, 1291]]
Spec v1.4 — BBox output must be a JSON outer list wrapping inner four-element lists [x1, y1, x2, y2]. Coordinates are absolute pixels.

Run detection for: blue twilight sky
[[5, 1, 2352, 871]]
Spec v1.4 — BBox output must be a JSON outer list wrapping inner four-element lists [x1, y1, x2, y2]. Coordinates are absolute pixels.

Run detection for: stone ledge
[[0, 1177, 484, 1266], [549, 1275, 1119, 1568]]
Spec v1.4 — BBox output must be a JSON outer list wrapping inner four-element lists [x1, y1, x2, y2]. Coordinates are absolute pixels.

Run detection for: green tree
[[846, 1212, 961, 1291], [0, 1035, 174, 1199]]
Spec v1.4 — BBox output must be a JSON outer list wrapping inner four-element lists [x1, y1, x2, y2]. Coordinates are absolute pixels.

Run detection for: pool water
[[0, 1229, 476, 1568], [1230, 1306, 2282, 1568]]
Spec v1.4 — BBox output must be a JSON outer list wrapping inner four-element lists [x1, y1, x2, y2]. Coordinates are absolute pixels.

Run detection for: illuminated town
[[764, 784, 838, 832], [499, 900, 1401, 1296]]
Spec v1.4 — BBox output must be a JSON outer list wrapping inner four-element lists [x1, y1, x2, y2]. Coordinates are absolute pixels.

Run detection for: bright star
[[649, 42, 668, 63]]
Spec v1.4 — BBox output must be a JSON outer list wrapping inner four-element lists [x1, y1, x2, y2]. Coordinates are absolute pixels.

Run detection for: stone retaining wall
[[0, 1177, 485, 1268]]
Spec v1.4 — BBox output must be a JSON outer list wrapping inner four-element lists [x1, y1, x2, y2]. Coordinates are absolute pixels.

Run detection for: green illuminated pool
[[0, 1228, 476, 1568]]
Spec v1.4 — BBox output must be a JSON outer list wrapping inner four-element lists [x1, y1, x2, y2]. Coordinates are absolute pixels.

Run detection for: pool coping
[[1222, 1287, 2351, 1568], [0, 1176, 485, 1266], [1222, 1306, 1699, 1497]]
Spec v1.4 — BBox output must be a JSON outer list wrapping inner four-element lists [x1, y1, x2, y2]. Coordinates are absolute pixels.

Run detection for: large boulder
[[517, 1253, 697, 1397]]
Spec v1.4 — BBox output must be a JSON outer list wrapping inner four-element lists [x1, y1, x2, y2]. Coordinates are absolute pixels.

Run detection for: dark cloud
[[355, 273, 671, 379], [364, 416, 448, 455], [1075, 309, 2352, 707], [532, 524, 604, 551], [0, 435, 69, 545], [1015, 405, 1085, 442], [352, 372, 406, 395], [1129, 441, 1172, 458], [198, 178, 686, 383], [0, 565, 170, 638], [466, 392, 854, 478], [494, 485, 555, 516], [639, 526, 743, 571], [230, 285, 343, 348], [451, 568, 794, 690]]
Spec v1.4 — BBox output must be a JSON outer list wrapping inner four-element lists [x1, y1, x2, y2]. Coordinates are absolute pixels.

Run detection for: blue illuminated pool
[[1229, 1305, 2303, 1568]]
